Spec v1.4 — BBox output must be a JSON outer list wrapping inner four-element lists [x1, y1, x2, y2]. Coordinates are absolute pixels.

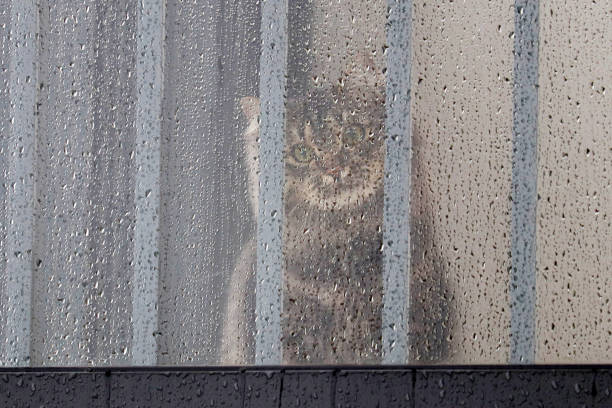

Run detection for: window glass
[[0, 0, 609, 366]]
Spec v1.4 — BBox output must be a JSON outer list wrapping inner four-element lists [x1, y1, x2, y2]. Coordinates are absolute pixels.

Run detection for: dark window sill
[[0, 365, 610, 407]]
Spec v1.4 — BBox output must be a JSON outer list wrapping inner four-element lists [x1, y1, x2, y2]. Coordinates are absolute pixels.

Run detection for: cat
[[220, 60, 386, 364], [221, 61, 453, 364]]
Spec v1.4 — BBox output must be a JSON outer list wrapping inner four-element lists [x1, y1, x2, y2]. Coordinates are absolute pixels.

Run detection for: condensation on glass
[[536, 1, 611, 363], [0, 0, 609, 367]]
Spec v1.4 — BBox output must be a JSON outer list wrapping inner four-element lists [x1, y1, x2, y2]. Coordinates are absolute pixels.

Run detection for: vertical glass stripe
[[510, 0, 539, 364], [132, 0, 165, 366], [3, 0, 38, 367], [382, 0, 413, 364], [255, 0, 288, 365]]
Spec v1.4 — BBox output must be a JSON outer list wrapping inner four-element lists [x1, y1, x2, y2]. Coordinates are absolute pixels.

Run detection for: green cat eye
[[292, 144, 314, 163], [343, 124, 365, 145]]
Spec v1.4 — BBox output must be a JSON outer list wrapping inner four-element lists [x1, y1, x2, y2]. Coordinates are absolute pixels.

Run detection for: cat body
[[222, 79, 387, 364], [221, 65, 452, 364]]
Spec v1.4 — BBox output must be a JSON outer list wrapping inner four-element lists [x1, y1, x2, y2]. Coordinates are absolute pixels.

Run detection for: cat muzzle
[[327, 166, 342, 177]]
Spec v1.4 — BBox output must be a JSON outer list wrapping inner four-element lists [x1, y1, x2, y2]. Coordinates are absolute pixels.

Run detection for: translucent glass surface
[[410, 0, 515, 364], [0, 0, 609, 367], [536, 0, 611, 363]]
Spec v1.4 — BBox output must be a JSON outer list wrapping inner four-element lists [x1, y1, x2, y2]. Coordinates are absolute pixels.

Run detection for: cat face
[[242, 85, 385, 211], [284, 86, 385, 210]]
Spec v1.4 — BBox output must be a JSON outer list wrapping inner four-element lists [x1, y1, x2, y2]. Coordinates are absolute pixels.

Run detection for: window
[[0, 0, 609, 367]]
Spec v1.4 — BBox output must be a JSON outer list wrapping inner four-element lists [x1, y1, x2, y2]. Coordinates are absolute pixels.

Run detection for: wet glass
[[0, 0, 609, 367]]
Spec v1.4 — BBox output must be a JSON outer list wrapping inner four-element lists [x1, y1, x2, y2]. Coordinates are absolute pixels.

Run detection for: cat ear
[[239, 96, 261, 220], [240, 96, 260, 121]]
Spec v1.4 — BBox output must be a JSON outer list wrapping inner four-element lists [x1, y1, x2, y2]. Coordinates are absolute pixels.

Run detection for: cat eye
[[342, 124, 365, 145], [292, 143, 315, 163]]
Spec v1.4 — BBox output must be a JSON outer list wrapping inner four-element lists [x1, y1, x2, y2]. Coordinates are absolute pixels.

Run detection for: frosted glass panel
[[0, 0, 609, 367], [410, 0, 515, 364], [536, 0, 611, 363]]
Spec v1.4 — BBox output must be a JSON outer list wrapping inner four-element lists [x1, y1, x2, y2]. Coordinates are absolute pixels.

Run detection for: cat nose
[[325, 153, 347, 175], [327, 166, 342, 176]]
